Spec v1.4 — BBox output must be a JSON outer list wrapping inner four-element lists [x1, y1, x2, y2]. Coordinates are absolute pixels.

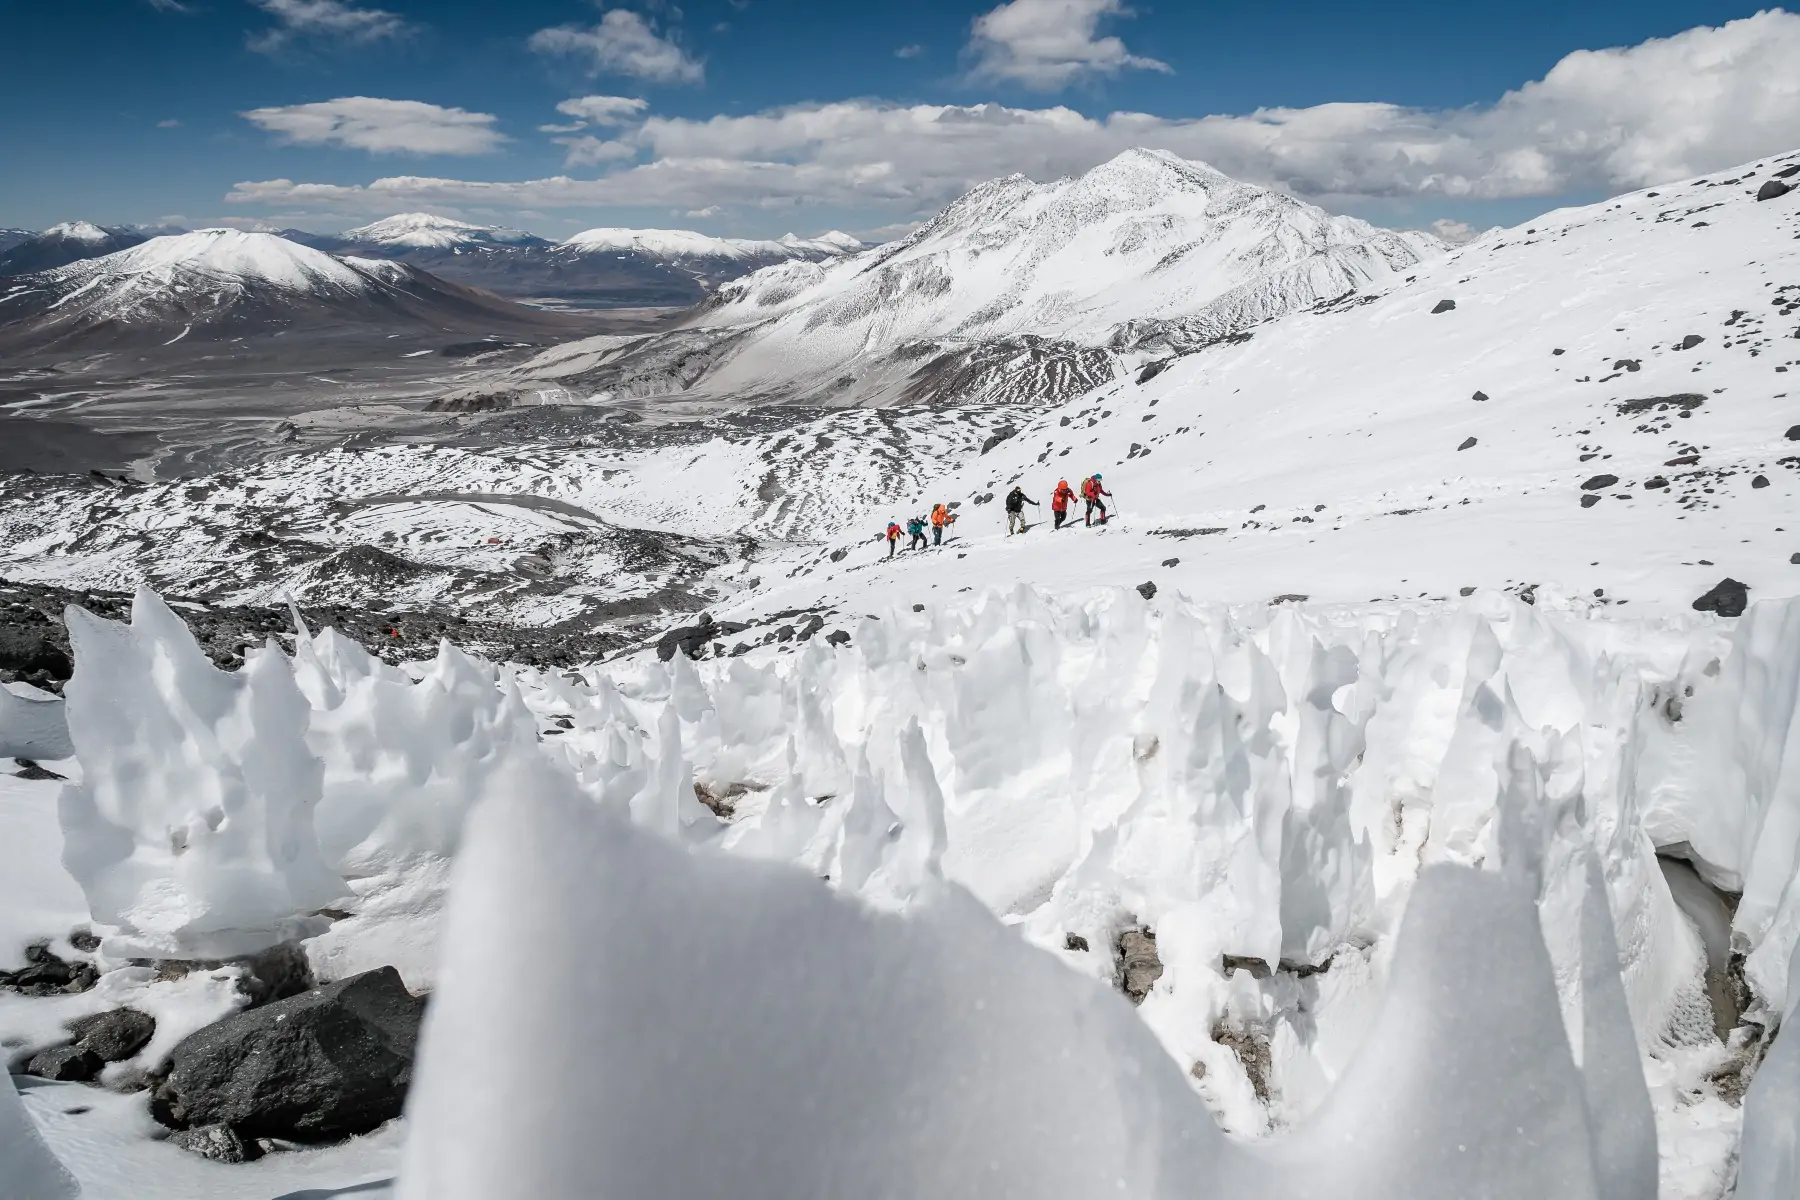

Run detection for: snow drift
[[0, 1071, 78, 1200]]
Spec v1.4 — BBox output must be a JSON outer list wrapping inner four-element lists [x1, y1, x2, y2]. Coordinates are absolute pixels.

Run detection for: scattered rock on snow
[[1457, 437, 1477, 451], [1161, 557, 1179, 567], [66, 1008, 156, 1063], [1063, 933, 1090, 953], [0, 942, 97, 996], [1756, 179, 1793, 202], [1213, 1023, 1276, 1105], [1471, 390, 1488, 402], [1115, 928, 1163, 1006], [1135, 581, 1157, 600], [1788, 425, 1800, 441], [1675, 334, 1706, 351], [979, 426, 1018, 455], [1431, 299, 1456, 314], [152, 966, 425, 1144], [1581, 495, 1602, 509], [169, 1124, 263, 1164], [11, 758, 64, 781], [1272, 593, 1310, 604], [1581, 474, 1620, 490], [824, 630, 851, 648], [1753, 475, 1771, 489], [1692, 578, 1750, 618], [26, 1043, 103, 1082]]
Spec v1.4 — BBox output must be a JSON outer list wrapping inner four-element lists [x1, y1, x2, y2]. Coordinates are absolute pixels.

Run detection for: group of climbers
[[883, 475, 1110, 556], [1008, 474, 1110, 534], [885, 502, 959, 557]]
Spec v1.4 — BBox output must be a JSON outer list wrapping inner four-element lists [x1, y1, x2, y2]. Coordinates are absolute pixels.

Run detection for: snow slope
[[470, 149, 1442, 410], [0, 229, 587, 354], [0, 222, 149, 277], [340, 213, 545, 251], [742, 147, 1800, 621], [559, 226, 863, 263]]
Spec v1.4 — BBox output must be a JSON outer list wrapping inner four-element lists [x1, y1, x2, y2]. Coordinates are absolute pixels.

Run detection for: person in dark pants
[[1051, 479, 1075, 529], [1082, 474, 1111, 526], [1004, 486, 1038, 535], [930, 503, 953, 546], [907, 515, 929, 550], [885, 521, 902, 557]]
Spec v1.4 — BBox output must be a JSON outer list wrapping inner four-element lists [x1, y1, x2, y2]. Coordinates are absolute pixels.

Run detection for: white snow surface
[[0, 1072, 78, 1200], [340, 213, 541, 250], [0, 681, 72, 761]]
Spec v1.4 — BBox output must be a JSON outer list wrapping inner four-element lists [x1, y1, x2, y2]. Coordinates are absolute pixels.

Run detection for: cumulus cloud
[[241, 97, 507, 156], [558, 136, 639, 167], [529, 9, 704, 85], [967, 0, 1169, 90], [1428, 218, 1479, 245], [228, 13, 1800, 222], [896, 44, 923, 59], [540, 96, 650, 166], [553, 95, 651, 127], [247, 0, 412, 54]]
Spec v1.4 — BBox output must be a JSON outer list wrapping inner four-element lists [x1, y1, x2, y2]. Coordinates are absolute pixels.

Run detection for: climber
[[1082, 474, 1112, 526], [1051, 479, 1076, 530], [930, 502, 954, 546], [907, 514, 929, 551], [1004, 485, 1038, 535], [885, 520, 903, 558]]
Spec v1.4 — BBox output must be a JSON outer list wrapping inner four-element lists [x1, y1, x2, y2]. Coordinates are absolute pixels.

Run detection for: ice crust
[[0, 1072, 79, 1200], [0, 681, 72, 760], [33, 584, 1800, 1193]]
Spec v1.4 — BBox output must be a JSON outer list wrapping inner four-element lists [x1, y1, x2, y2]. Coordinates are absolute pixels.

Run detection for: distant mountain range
[[0, 228, 593, 356], [0, 214, 868, 310], [453, 149, 1446, 410]]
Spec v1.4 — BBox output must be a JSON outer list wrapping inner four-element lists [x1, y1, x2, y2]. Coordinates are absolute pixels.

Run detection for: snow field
[[12, 583, 1800, 1194]]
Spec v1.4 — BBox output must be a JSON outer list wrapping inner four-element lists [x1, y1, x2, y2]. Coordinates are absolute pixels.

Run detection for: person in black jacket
[[1004, 486, 1038, 535]]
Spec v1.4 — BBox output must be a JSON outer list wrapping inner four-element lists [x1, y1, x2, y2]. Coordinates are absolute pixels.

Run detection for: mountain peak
[[342, 213, 541, 249], [42, 221, 114, 242]]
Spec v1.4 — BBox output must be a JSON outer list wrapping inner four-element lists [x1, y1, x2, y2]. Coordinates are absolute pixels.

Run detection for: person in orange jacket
[[884, 520, 903, 558], [930, 503, 955, 546], [1051, 479, 1076, 529]]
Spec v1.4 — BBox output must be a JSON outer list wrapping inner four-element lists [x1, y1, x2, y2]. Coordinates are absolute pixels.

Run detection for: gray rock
[[1064, 933, 1089, 953], [1472, 390, 1489, 402], [1582, 474, 1620, 490], [1457, 437, 1477, 451], [1676, 334, 1706, 351], [1756, 179, 1792, 201], [169, 1124, 262, 1164], [1753, 475, 1771, 489], [0, 941, 97, 996], [152, 966, 425, 1143], [1789, 425, 1800, 441], [1116, 928, 1163, 1006], [1693, 578, 1749, 618], [27, 1043, 103, 1082], [1431, 299, 1456, 314], [1581, 494, 1601, 508], [824, 630, 850, 648], [1161, 557, 1179, 568], [1135, 581, 1157, 600], [67, 1008, 156, 1063]]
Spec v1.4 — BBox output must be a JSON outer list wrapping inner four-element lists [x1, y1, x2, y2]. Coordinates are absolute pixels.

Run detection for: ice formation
[[31, 585, 1800, 1194], [56, 588, 347, 959], [0, 1071, 79, 1200], [0, 682, 72, 761]]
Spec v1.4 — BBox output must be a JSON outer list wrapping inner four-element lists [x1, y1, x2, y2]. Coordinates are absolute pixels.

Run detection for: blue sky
[[3, 0, 1798, 240]]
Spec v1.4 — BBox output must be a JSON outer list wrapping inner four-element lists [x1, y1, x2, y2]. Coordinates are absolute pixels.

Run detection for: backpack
[[887, 523, 901, 539], [931, 505, 947, 526], [1082, 477, 1099, 499]]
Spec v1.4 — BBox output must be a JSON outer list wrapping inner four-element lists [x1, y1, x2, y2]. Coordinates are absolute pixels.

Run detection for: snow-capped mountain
[[340, 213, 548, 251], [558, 226, 864, 267], [0, 228, 36, 254], [0, 228, 586, 355], [0, 221, 150, 276], [468, 149, 1444, 410]]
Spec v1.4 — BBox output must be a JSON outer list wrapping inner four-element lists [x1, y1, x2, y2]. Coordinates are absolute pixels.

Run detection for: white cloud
[[558, 136, 639, 167], [247, 0, 412, 54], [241, 98, 507, 156], [967, 0, 1169, 90], [157, 119, 182, 128], [227, 13, 1800, 222], [685, 205, 723, 218], [896, 44, 923, 59], [554, 95, 651, 127], [145, 0, 194, 12], [1428, 218, 1478, 245], [529, 9, 704, 85]]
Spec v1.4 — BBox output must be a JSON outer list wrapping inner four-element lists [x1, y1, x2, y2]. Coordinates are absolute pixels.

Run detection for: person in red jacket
[[1082, 474, 1111, 526], [1051, 479, 1076, 529], [884, 521, 903, 558]]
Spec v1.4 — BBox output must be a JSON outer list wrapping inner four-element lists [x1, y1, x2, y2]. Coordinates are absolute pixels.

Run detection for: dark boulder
[[1135, 581, 1157, 601], [67, 1008, 156, 1062], [27, 1044, 103, 1082], [1, 941, 97, 996], [152, 966, 425, 1144], [169, 1124, 262, 1164], [1431, 299, 1456, 314], [1757, 180, 1792, 202], [1581, 474, 1620, 490], [1161, 557, 1179, 568], [1457, 437, 1477, 451], [655, 616, 747, 662], [824, 630, 851, 648], [1789, 425, 1800, 441], [1472, 390, 1489, 402], [1676, 334, 1705, 351], [1581, 495, 1602, 509], [0, 628, 72, 679], [1753, 475, 1771, 489], [979, 426, 1018, 455], [1693, 578, 1749, 618]]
